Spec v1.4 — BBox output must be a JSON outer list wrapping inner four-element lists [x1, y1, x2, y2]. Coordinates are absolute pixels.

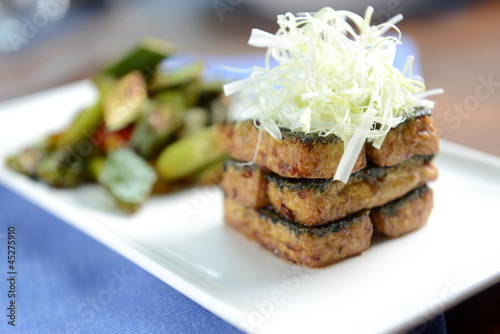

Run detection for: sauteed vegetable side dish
[[6, 37, 229, 212]]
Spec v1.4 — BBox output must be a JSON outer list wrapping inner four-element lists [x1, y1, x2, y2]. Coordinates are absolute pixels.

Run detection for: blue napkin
[[0, 184, 241, 334]]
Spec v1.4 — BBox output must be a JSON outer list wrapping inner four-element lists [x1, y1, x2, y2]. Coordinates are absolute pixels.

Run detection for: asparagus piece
[[85, 155, 105, 181], [99, 148, 157, 212], [5, 145, 48, 177], [56, 76, 116, 149], [130, 90, 186, 158], [56, 101, 102, 148], [92, 73, 117, 95], [149, 61, 203, 93], [101, 37, 175, 80], [155, 125, 226, 181], [36, 147, 89, 187], [103, 70, 147, 132]]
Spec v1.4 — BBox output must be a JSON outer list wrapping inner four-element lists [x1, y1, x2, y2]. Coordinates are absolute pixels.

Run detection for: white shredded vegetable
[[224, 6, 443, 183]]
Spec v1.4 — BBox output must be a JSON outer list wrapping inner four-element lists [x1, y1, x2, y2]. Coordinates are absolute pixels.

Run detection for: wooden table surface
[[0, 0, 499, 332]]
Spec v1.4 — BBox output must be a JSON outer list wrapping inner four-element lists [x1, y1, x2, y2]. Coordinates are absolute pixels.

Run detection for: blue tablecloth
[[0, 184, 241, 334]]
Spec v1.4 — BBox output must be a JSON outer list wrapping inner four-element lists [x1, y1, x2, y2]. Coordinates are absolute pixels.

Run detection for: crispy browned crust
[[371, 185, 433, 237], [366, 115, 439, 167], [219, 121, 366, 179], [221, 155, 437, 226], [221, 160, 269, 208], [268, 156, 437, 226], [224, 197, 373, 268]]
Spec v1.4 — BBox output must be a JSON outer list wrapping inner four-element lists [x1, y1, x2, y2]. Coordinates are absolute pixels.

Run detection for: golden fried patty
[[220, 112, 438, 179], [366, 114, 439, 167], [224, 197, 373, 268], [220, 121, 366, 179], [221, 155, 437, 226], [371, 185, 433, 237], [221, 161, 269, 208]]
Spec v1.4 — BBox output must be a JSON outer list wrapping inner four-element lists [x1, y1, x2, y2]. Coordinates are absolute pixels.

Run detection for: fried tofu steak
[[220, 110, 438, 179], [220, 120, 366, 179], [221, 161, 269, 208], [266, 155, 437, 225], [224, 197, 373, 268], [224, 185, 433, 267], [221, 155, 437, 226], [366, 111, 439, 167], [371, 185, 434, 238]]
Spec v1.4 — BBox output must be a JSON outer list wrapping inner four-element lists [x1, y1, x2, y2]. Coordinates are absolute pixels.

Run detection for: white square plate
[[1, 81, 500, 334]]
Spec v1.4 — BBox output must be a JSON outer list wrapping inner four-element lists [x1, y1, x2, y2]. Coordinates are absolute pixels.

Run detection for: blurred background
[[0, 0, 499, 330]]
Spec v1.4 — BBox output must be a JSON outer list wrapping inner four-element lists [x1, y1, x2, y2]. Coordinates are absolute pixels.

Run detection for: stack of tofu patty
[[220, 108, 439, 268]]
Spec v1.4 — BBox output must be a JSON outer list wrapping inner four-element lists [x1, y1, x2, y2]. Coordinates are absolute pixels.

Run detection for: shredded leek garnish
[[224, 6, 443, 182]]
